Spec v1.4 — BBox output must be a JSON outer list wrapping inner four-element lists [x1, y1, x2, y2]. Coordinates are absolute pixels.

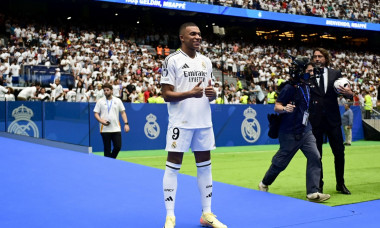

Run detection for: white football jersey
[[161, 50, 214, 129]]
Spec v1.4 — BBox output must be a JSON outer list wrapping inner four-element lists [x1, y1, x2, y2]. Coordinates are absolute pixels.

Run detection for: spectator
[[76, 80, 86, 102], [9, 60, 20, 85], [94, 83, 104, 101], [17, 82, 40, 101], [5, 87, 15, 101], [364, 90, 373, 119], [51, 79, 64, 102], [86, 84, 96, 102], [36, 87, 50, 101], [66, 85, 77, 102], [0, 82, 7, 101], [341, 104, 354, 146]]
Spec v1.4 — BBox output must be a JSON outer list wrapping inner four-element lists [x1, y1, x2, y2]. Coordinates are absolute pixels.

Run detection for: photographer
[[258, 60, 330, 202], [94, 83, 130, 159]]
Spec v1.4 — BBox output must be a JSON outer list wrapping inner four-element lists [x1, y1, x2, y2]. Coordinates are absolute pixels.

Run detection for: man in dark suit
[[309, 48, 353, 195]]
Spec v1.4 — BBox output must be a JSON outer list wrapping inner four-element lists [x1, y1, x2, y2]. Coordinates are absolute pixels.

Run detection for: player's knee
[[271, 163, 286, 173], [194, 151, 211, 163], [113, 145, 121, 152], [167, 152, 184, 164]]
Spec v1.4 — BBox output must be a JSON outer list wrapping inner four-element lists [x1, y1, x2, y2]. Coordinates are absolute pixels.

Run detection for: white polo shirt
[[161, 50, 214, 129], [18, 86, 37, 99], [55, 84, 64, 101], [0, 85, 8, 101], [93, 96, 125, 133]]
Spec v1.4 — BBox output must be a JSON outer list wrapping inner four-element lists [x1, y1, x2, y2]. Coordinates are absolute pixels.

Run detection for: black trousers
[[312, 121, 345, 188], [364, 110, 371, 119], [101, 132, 122, 159]]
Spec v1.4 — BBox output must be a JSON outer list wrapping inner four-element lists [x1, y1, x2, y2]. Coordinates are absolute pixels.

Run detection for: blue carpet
[[290, 200, 380, 228], [0, 136, 375, 227]]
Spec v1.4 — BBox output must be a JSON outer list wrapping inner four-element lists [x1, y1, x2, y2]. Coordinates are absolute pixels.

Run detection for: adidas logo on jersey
[[165, 196, 174, 201], [182, 63, 190, 69]]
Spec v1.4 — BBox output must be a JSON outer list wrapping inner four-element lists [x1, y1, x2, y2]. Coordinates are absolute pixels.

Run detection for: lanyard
[[298, 84, 310, 110], [106, 99, 113, 114]]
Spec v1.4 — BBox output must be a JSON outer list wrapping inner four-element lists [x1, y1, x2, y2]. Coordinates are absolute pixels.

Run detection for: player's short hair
[[179, 22, 198, 35], [102, 83, 113, 90], [313, 48, 331, 66]]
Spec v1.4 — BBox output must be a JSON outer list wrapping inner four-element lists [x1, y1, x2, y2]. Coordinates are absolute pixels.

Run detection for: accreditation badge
[[302, 111, 309, 126]]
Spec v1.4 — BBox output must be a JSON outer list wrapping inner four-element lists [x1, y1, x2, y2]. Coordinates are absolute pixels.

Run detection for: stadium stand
[[0, 18, 378, 109], [185, 0, 380, 23]]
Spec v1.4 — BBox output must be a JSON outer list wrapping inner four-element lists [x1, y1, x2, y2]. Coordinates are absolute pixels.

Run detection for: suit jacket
[[310, 68, 342, 128]]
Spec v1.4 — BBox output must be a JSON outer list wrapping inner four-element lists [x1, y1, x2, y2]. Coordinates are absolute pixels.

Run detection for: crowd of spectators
[[190, 0, 379, 23], [0, 21, 378, 111]]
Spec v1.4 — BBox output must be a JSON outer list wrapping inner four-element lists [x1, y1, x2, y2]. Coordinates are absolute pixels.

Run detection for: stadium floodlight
[[213, 26, 219, 34], [67, 17, 71, 20], [213, 26, 225, 36], [115, 13, 118, 16]]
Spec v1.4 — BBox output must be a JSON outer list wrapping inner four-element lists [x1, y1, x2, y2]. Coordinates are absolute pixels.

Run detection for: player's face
[[313, 51, 326, 67], [180, 26, 201, 51], [104, 88, 112, 98]]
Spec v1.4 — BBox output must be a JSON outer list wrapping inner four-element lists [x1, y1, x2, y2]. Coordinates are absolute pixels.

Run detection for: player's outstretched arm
[[162, 81, 203, 102]]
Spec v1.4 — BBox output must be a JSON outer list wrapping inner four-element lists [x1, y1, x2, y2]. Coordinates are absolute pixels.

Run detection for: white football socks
[[163, 161, 181, 217], [196, 160, 212, 213]]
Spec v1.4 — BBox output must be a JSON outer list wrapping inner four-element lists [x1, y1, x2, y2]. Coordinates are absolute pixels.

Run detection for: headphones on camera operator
[[268, 55, 318, 139]]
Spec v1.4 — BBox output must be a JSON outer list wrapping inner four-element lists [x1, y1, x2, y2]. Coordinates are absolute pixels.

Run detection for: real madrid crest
[[8, 105, 39, 137], [144, 113, 160, 139], [241, 107, 261, 143], [202, 61, 206, 70]]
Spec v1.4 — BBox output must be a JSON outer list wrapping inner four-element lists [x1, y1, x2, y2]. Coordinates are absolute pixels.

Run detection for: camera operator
[[310, 48, 353, 195], [258, 60, 330, 202]]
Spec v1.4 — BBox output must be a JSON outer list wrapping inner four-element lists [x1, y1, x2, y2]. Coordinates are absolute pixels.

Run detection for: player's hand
[[191, 81, 204, 98], [205, 79, 215, 96], [338, 85, 353, 96], [124, 124, 130, 133], [284, 104, 296, 113], [205, 79, 216, 100]]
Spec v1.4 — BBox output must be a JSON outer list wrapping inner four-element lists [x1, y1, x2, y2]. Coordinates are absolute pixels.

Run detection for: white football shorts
[[165, 127, 216, 152]]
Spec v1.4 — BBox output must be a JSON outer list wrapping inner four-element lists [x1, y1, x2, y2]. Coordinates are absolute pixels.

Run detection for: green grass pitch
[[95, 140, 380, 206]]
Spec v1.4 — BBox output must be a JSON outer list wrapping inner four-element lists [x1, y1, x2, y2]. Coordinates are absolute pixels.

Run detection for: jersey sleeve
[[276, 84, 294, 105], [117, 98, 125, 112], [160, 56, 176, 86], [93, 100, 101, 113]]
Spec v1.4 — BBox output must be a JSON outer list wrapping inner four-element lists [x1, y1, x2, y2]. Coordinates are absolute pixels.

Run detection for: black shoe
[[336, 184, 351, 194]]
